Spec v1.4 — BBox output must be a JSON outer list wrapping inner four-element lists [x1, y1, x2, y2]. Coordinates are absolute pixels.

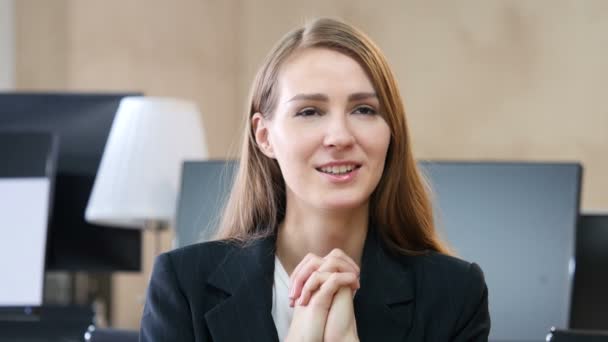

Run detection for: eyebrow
[[287, 92, 378, 103]]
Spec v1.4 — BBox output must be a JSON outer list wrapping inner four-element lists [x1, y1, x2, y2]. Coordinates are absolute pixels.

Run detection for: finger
[[289, 251, 360, 303], [289, 255, 323, 300], [309, 272, 359, 310], [288, 254, 315, 307], [289, 253, 315, 282], [298, 271, 360, 307], [317, 255, 359, 276], [326, 248, 360, 273], [295, 271, 360, 307], [326, 248, 360, 274], [297, 271, 328, 307]]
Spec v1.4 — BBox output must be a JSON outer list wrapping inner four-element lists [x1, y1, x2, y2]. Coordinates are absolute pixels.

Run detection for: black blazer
[[140, 228, 490, 341]]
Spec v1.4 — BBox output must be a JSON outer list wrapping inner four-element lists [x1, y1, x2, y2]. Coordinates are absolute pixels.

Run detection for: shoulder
[[409, 251, 486, 299], [142, 240, 246, 340], [151, 239, 241, 293], [407, 251, 490, 335], [161, 239, 240, 267], [412, 251, 485, 284]]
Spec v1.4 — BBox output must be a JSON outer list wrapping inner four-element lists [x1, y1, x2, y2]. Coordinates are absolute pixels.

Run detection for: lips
[[315, 162, 362, 175]]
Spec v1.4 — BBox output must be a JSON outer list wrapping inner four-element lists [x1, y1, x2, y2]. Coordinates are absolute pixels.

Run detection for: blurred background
[[0, 0, 607, 340]]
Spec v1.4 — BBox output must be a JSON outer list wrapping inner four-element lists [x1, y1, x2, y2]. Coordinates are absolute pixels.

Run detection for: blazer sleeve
[[451, 262, 491, 341], [140, 252, 194, 342]]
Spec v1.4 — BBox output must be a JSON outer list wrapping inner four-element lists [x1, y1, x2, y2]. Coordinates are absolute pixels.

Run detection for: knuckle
[[328, 273, 340, 283], [304, 272, 319, 287], [311, 258, 323, 268], [324, 256, 341, 267], [326, 255, 340, 263], [304, 260, 320, 271], [308, 253, 321, 260], [301, 281, 312, 292], [293, 273, 304, 283], [330, 248, 344, 256]]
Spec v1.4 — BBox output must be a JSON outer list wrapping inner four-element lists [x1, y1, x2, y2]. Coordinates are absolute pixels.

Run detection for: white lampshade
[[85, 96, 208, 229]]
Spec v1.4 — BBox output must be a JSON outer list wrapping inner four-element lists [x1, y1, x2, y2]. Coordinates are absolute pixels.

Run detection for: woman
[[141, 18, 490, 341]]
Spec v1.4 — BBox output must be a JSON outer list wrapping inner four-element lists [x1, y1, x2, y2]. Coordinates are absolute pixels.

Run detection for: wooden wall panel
[[15, 0, 608, 329]]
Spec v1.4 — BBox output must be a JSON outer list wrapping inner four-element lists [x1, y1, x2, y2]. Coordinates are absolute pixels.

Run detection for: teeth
[[320, 165, 356, 174]]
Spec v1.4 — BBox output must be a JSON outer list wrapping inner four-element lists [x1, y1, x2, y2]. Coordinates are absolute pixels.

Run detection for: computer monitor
[[175, 160, 583, 341], [175, 160, 237, 247], [0, 93, 142, 271], [570, 213, 608, 330], [0, 131, 57, 307], [420, 161, 582, 341]]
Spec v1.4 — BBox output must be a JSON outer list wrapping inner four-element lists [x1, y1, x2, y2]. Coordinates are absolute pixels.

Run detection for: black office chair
[[547, 327, 608, 341], [84, 325, 138, 342]]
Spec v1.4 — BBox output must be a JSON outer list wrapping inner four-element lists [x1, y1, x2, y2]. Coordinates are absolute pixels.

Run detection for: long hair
[[215, 18, 450, 255]]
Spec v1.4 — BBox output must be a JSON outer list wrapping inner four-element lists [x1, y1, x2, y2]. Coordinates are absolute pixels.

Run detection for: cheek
[[376, 123, 392, 155], [268, 122, 320, 172], [357, 121, 392, 163]]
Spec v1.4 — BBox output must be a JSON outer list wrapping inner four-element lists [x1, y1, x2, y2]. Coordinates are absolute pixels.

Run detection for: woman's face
[[254, 47, 391, 211]]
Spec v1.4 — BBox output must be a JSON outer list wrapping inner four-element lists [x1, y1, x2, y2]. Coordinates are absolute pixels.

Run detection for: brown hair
[[215, 17, 450, 255]]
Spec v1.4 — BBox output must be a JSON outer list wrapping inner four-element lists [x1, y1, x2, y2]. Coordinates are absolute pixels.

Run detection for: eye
[[295, 107, 322, 117], [352, 105, 377, 115]]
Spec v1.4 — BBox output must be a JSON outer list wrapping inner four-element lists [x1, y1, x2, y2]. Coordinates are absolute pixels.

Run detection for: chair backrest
[[547, 328, 608, 341], [570, 214, 608, 330], [85, 326, 138, 342]]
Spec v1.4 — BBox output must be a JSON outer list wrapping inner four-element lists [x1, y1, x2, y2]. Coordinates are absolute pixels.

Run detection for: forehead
[[277, 47, 376, 99]]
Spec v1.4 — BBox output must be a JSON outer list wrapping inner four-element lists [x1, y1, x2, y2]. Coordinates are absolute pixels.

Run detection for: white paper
[[0, 178, 50, 306]]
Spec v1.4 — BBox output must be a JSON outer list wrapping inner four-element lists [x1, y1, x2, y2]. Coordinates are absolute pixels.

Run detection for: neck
[[275, 200, 369, 275]]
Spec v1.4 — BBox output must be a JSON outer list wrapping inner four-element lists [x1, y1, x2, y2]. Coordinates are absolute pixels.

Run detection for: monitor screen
[[0, 131, 57, 306], [175, 160, 237, 247], [0, 93, 142, 271]]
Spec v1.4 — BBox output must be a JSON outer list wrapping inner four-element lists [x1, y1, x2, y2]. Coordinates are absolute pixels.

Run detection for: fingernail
[[288, 287, 294, 298]]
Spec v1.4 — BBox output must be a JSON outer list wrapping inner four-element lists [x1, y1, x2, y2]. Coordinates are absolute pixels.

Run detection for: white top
[[272, 256, 294, 341]]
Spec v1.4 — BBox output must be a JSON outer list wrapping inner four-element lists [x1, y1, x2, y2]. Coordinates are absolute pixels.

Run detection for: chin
[[317, 194, 369, 211]]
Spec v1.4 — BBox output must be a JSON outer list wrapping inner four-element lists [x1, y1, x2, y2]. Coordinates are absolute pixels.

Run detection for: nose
[[323, 114, 355, 150]]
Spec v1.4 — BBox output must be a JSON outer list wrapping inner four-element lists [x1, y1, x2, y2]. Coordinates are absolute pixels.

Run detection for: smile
[[316, 164, 362, 175]]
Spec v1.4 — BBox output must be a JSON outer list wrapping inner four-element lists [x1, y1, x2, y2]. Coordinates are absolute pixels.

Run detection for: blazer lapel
[[204, 235, 279, 342], [354, 228, 416, 342], [202, 228, 416, 342]]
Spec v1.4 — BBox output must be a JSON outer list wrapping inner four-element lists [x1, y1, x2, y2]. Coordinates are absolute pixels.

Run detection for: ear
[[251, 112, 275, 158]]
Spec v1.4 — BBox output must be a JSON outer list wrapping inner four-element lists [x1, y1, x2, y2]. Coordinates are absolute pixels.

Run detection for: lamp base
[[144, 221, 170, 256]]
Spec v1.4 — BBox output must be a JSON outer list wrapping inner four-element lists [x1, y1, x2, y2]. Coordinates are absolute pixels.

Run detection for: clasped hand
[[285, 249, 360, 342]]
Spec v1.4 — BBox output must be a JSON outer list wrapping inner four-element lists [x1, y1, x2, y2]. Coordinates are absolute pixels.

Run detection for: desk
[[0, 305, 93, 342]]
